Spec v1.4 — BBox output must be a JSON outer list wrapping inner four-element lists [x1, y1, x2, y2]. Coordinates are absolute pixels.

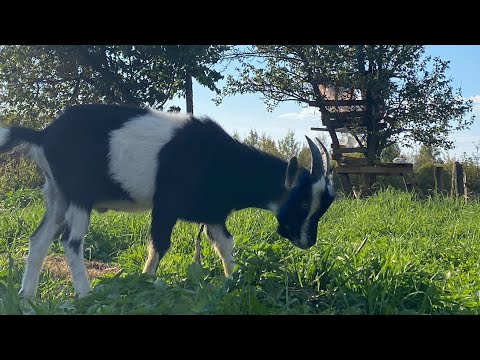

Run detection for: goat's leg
[[204, 223, 235, 276], [19, 182, 63, 299], [142, 206, 176, 276], [143, 241, 161, 276], [60, 203, 91, 298], [19, 212, 62, 299]]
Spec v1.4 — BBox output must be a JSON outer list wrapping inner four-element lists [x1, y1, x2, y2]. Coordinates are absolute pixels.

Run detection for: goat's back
[[41, 104, 191, 207]]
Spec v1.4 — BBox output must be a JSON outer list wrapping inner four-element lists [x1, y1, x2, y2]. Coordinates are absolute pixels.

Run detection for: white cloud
[[276, 107, 320, 121], [470, 95, 480, 104], [469, 95, 480, 115]]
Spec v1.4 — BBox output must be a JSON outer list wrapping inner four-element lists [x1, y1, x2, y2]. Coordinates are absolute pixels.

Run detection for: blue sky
[[168, 45, 480, 160]]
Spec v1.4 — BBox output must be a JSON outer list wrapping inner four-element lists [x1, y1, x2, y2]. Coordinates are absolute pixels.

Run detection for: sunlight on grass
[[1, 188, 480, 314]]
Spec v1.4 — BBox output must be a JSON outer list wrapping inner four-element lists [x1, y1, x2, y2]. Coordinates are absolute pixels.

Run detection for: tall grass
[[1, 188, 480, 314]]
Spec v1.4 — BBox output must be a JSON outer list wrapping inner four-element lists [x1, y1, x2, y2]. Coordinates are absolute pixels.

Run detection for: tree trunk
[[364, 70, 377, 193], [185, 72, 193, 115], [324, 112, 354, 195]]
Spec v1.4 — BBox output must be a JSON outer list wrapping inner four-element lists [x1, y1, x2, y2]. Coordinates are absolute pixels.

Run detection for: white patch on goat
[[266, 201, 279, 216], [143, 241, 161, 276], [108, 111, 190, 206], [30, 146, 51, 177], [62, 204, 91, 298], [204, 224, 235, 276], [299, 178, 326, 247], [0, 127, 10, 147], [327, 173, 334, 197], [30, 146, 68, 225]]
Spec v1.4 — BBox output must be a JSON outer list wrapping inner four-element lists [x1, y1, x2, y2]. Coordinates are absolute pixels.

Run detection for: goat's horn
[[315, 138, 332, 175], [305, 135, 324, 180]]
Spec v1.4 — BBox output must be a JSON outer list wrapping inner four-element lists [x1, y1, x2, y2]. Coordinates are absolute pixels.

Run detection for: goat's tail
[[0, 126, 44, 153]]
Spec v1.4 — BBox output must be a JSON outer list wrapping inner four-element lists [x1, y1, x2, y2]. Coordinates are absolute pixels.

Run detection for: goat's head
[[276, 136, 335, 249]]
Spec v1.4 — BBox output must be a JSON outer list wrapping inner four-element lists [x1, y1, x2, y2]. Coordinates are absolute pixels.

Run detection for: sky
[[167, 45, 480, 160]]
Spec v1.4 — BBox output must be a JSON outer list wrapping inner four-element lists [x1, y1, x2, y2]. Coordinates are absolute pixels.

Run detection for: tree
[[238, 129, 314, 170], [414, 144, 442, 168], [243, 130, 282, 159], [221, 45, 474, 163], [277, 130, 299, 160], [0, 45, 229, 127], [380, 143, 402, 163]]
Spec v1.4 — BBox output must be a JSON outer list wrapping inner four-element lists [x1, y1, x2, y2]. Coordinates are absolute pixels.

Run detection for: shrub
[[0, 150, 43, 194]]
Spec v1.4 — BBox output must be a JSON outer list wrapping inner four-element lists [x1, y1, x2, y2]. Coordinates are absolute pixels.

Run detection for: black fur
[[0, 126, 42, 152], [154, 117, 287, 224], [68, 238, 82, 255]]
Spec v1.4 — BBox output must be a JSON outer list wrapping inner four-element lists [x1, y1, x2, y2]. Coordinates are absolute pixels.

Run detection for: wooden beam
[[308, 100, 366, 107], [340, 157, 369, 166], [321, 117, 367, 128], [335, 164, 413, 175], [324, 100, 366, 107], [333, 147, 368, 155], [326, 111, 367, 119]]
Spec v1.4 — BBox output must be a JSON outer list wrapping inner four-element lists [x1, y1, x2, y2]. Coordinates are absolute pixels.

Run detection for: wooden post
[[451, 162, 465, 197], [434, 166, 444, 194], [361, 173, 373, 197], [339, 174, 353, 196]]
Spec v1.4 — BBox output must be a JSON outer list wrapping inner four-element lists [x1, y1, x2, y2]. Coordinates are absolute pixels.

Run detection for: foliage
[[0, 45, 229, 128], [0, 151, 43, 194], [413, 144, 443, 170], [380, 143, 401, 163], [240, 129, 312, 169], [458, 155, 480, 195], [220, 45, 474, 158]]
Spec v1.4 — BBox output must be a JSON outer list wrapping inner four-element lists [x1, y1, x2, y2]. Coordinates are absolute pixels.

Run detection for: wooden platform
[[335, 163, 413, 176], [333, 147, 367, 155]]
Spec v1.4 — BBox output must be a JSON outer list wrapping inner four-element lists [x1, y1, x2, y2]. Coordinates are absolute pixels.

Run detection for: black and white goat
[[0, 104, 335, 298]]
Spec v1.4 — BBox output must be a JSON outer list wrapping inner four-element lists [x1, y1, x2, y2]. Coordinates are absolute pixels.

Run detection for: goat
[[0, 104, 335, 299]]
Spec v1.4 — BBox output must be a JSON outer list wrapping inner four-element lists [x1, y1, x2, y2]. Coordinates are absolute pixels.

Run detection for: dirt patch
[[43, 255, 121, 280]]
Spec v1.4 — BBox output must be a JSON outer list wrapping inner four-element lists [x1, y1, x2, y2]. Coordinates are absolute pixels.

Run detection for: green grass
[[1, 188, 480, 314]]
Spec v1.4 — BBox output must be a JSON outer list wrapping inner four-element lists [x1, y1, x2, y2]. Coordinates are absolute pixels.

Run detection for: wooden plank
[[333, 147, 368, 155], [324, 111, 367, 119], [323, 99, 366, 107], [321, 117, 366, 128], [335, 164, 413, 175], [308, 100, 366, 107], [340, 157, 368, 166]]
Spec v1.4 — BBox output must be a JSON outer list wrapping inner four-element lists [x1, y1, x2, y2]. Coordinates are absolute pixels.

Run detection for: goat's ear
[[285, 156, 299, 189]]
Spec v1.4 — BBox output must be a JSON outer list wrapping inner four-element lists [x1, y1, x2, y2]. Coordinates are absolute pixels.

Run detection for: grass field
[[1, 188, 480, 315]]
